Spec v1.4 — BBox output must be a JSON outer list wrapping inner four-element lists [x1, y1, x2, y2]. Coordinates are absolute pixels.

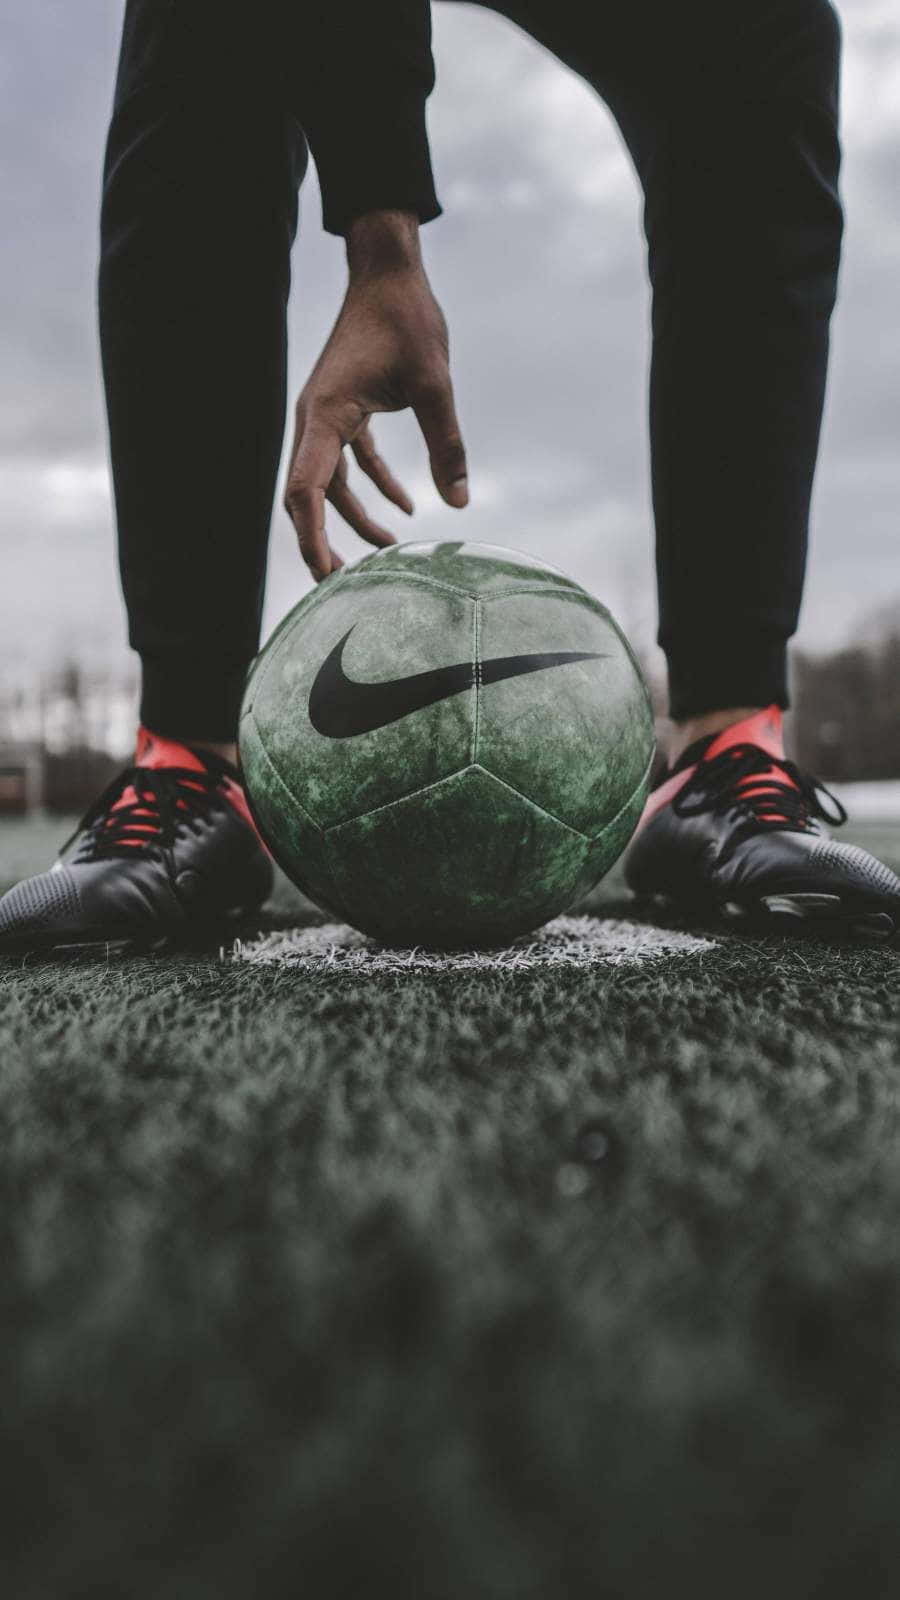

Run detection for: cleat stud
[[849, 913, 894, 942], [760, 893, 841, 919]]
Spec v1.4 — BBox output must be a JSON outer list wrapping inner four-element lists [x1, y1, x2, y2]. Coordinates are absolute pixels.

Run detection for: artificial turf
[[1, 821, 899, 1597]]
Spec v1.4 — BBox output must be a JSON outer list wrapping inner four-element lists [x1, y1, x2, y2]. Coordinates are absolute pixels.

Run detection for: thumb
[[284, 414, 344, 579], [412, 373, 469, 507]]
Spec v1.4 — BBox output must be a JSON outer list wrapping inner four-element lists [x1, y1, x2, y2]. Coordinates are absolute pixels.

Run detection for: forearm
[[299, 1, 441, 236], [346, 210, 422, 277]]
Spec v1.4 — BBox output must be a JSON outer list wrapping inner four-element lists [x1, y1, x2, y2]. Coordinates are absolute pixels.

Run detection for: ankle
[[137, 723, 239, 768], [667, 707, 763, 767], [183, 737, 239, 766]]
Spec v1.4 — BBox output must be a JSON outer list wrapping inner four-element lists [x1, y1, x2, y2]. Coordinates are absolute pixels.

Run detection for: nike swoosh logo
[[308, 627, 606, 739]]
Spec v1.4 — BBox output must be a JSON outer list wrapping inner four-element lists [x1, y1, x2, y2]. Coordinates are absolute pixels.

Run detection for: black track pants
[[100, 0, 843, 737]]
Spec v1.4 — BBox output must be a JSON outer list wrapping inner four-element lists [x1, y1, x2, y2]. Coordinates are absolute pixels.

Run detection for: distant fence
[[43, 749, 122, 815], [792, 634, 900, 782], [1, 630, 898, 814], [0, 743, 44, 814], [0, 663, 137, 814], [0, 745, 121, 817]]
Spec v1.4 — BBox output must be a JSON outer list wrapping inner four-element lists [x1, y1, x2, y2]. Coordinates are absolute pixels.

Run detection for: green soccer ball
[[239, 541, 655, 948]]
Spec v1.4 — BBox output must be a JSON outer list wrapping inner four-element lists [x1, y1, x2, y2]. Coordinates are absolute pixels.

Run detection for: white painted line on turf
[[828, 779, 900, 821], [228, 915, 715, 975]]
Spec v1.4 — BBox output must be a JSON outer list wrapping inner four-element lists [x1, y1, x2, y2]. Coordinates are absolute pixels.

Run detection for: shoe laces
[[66, 764, 223, 863], [672, 742, 847, 848]]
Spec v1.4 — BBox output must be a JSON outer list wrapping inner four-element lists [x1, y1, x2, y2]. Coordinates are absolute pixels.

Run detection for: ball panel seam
[[322, 766, 470, 834], [590, 747, 655, 845], [243, 575, 351, 717], [242, 714, 350, 917], [480, 586, 616, 617], [321, 763, 593, 840], [323, 763, 597, 842], [244, 712, 331, 840], [338, 568, 473, 599], [589, 605, 656, 726], [472, 598, 482, 766], [468, 764, 591, 840]]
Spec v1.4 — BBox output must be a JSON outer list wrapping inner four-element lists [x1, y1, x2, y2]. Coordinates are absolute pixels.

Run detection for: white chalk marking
[[228, 915, 714, 975]]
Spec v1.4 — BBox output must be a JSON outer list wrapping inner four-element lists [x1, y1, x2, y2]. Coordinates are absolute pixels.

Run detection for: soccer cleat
[[0, 726, 273, 956], [625, 707, 900, 940]]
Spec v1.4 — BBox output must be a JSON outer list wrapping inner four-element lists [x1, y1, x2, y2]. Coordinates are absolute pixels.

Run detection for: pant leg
[[643, 0, 844, 718], [100, 0, 308, 741], [477, 0, 844, 718]]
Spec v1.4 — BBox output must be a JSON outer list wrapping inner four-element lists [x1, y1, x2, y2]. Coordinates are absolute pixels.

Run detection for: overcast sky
[[1, 0, 898, 691]]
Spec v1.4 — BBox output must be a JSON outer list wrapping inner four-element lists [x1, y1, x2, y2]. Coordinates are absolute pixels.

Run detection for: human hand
[[284, 210, 468, 580]]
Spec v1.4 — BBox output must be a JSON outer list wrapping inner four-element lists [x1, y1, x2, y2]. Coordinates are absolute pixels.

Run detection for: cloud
[[0, 456, 111, 526], [0, 0, 898, 689]]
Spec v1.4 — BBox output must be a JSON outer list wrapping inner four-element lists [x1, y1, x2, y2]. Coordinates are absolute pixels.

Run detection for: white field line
[[829, 780, 900, 821], [227, 915, 715, 976]]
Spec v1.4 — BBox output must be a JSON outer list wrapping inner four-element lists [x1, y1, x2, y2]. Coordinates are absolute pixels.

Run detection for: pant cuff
[[140, 656, 253, 744], [665, 634, 789, 722]]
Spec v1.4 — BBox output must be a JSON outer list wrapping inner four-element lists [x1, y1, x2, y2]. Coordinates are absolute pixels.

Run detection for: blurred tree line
[[635, 616, 899, 785], [0, 662, 131, 815], [1, 622, 898, 814], [792, 624, 900, 781]]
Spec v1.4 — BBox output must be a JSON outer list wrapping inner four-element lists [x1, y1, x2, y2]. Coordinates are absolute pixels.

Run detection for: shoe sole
[[0, 904, 264, 960], [729, 892, 895, 941], [637, 888, 896, 943]]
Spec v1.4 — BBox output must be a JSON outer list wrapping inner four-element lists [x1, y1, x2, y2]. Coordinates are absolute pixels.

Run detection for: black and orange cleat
[[0, 726, 273, 956], [625, 707, 899, 941]]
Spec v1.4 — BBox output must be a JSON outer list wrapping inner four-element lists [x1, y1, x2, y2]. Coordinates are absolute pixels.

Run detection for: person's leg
[[482, 0, 843, 749], [640, 0, 844, 749], [433, 2, 895, 939], [510, 0, 896, 934], [100, 0, 308, 751]]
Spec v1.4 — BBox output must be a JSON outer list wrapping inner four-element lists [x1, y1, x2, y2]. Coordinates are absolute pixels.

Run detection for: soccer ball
[[239, 542, 654, 947]]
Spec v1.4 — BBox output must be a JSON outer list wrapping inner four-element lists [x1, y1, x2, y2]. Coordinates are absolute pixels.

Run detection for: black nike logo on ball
[[308, 627, 605, 739]]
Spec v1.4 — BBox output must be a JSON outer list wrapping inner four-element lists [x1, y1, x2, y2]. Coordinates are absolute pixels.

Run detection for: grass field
[[2, 816, 899, 1597]]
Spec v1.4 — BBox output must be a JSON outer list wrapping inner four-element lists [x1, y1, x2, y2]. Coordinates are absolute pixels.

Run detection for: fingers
[[351, 425, 414, 516], [326, 472, 397, 551], [284, 417, 343, 580], [286, 414, 397, 578], [411, 372, 468, 508], [288, 357, 468, 584]]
